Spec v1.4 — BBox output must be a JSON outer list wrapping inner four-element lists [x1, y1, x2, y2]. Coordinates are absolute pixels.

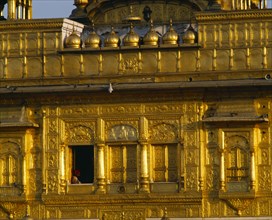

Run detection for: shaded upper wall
[[70, 0, 209, 25]]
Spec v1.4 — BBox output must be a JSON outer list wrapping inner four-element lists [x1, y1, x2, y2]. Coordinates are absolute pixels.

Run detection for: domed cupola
[[123, 23, 140, 47], [65, 29, 81, 49], [104, 27, 120, 48], [143, 20, 159, 46], [85, 22, 101, 48], [163, 19, 179, 45], [182, 25, 197, 44]]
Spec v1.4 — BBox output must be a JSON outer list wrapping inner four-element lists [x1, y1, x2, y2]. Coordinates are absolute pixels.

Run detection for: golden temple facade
[[0, 0, 272, 219]]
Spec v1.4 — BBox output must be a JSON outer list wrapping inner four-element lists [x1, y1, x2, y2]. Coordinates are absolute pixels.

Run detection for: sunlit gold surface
[[0, 1, 272, 219]]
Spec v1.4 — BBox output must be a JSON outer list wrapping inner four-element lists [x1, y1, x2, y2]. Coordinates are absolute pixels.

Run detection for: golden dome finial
[[104, 26, 120, 48], [65, 24, 81, 49], [123, 23, 140, 47], [74, 0, 88, 8], [85, 20, 101, 49], [182, 25, 196, 45], [143, 19, 159, 46], [163, 18, 178, 45]]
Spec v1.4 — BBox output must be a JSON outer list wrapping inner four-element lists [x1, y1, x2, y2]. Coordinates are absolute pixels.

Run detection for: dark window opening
[[70, 146, 94, 184]]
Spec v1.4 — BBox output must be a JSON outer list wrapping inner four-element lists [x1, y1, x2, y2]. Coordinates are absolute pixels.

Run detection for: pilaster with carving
[[96, 143, 106, 194], [183, 103, 199, 191], [139, 117, 150, 193]]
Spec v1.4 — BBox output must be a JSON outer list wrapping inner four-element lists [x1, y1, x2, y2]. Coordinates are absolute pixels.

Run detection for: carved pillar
[[26, 0, 32, 19], [140, 143, 150, 193], [59, 143, 66, 192], [42, 110, 47, 193], [139, 117, 150, 193], [250, 150, 256, 190], [220, 149, 225, 191], [199, 128, 204, 190], [96, 143, 106, 193], [198, 105, 205, 190], [22, 153, 27, 194]]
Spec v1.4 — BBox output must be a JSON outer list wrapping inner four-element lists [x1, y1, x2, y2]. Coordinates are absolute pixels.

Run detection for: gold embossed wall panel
[[235, 24, 247, 47], [216, 50, 229, 71], [60, 207, 85, 219], [219, 24, 230, 48], [83, 54, 100, 76], [142, 52, 157, 74], [64, 55, 80, 76], [60, 105, 99, 118], [7, 58, 22, 78], [205, 129, 220, 191], [44, 32, 60, 51], [161, 51, 176, 73], [109, 145, 123, 183], [103, 54, 119, 75], [183, 103, 200, 191], [101, 105, 142, 116], [250, 48, 263, 70], [45, 107, 60, 194], [233, 49, 246, 70], [149, 120, 179, 143], [64, 121, 95, 145], [26, 33, 39, 56], [45, 56, 61, 77], [126, 145, 137, 183], [181, 51, 197, 72], [266, 22, 272, 46], [200, 50, 213, 71], [0, 59, 4, 78], [27, 57, 42, 78], [119, 53, 139, 75], [8, 33, 21, 56], [250, 22, 261, 47]]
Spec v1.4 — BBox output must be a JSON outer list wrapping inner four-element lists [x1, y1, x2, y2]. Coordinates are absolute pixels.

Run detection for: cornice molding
[[0, 18, 84, 32], [196, 10, 272, 22]]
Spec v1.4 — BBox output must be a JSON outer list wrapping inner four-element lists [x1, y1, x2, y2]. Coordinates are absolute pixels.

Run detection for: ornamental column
[[59, 143, 66, 193], [8, 0, 16, 19], [219, 130, 226, 191], [96, 118, 106, 193], [140, 142, 150, 193], [139, 117, 150, 193], [220, 149, 225, 191], [250, 150, 256, 190], [20, 152, 27, 195], [96, 143, 106, 193]]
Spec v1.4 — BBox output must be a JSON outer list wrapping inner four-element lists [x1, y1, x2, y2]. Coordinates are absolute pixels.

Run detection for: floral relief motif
[[48, 153, 58, 168], [258, 166, 271, 190], [186, 168, 197, 190], [120, 58, 138, 73], [149, 123, 177, 142], [66, 125, 94, 144], [47, 173, 58, 192], [49, 119, 58, 135]]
